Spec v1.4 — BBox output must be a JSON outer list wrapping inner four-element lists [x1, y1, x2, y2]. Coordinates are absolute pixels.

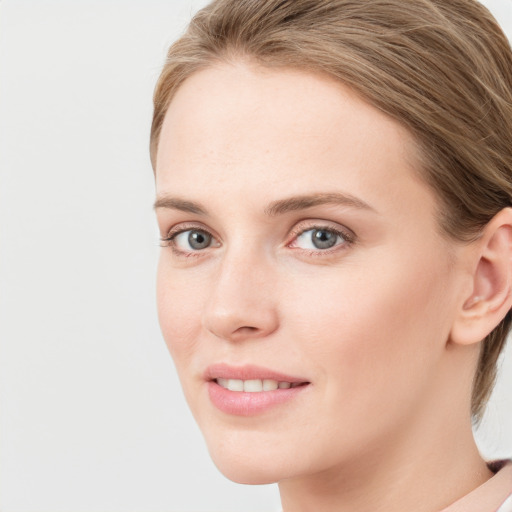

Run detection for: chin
[[213, 459, 282, 485], [209, 449, 294, 485], [201, 426, 304, 485]]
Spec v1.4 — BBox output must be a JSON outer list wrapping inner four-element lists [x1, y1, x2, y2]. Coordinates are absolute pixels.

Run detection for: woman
[[150, 1, 512, 511]]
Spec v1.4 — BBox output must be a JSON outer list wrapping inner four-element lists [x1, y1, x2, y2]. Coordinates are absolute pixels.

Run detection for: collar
[[440, 460, 512, 512]]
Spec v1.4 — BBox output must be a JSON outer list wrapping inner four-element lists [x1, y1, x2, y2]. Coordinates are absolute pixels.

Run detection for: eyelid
[[289, 219, 355, 240], [164, 222, 210, 239], [160, 222, 221, 254], [159, 219, 355, 256], [287, 220, 356, 250]]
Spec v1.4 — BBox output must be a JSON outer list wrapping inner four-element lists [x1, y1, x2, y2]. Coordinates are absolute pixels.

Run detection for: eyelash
[[160, 222, 355, 258], [288, 224, 355, 256], [160, 223, 216, 258]]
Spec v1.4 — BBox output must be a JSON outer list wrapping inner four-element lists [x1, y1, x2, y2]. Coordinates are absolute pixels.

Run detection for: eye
[[163, 228, 219, 253], [177, 230, 212, 250], [290, 226, 351, 251]]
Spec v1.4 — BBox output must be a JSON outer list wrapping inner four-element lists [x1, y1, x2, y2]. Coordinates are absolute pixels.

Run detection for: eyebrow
[[153, 192, 375, 216], [264, 192, 375, 216], [153, 197, 208, 215]]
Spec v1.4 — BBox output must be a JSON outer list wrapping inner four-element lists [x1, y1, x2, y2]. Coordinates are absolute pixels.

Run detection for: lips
[[216, 378, 304, 392], [205, 363, 310, 416], [205, 363, 308, 383]]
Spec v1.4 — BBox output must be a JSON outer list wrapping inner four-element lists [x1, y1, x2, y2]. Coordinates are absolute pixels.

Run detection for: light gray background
[[0, 1, 511, 511]]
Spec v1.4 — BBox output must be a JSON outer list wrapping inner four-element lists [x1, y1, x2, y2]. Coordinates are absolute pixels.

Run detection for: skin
[[154, 61, 509, 512]]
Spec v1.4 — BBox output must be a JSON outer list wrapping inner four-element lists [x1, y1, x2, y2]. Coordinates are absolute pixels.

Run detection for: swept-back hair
[[150, 0, 512, 419]]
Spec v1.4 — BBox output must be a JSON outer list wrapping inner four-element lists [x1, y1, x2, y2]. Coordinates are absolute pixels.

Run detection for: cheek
[[285, 251, 454, 422], [156, 257, 205, 363]]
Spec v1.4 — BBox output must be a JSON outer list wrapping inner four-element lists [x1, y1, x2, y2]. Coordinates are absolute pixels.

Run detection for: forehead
[[155, 61, 434, 218]]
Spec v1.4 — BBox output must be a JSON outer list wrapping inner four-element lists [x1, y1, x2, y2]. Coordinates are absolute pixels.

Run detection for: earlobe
[[451, 208, 512, 346]]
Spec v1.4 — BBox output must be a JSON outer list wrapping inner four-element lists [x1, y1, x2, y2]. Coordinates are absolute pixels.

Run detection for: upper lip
[[205, 363, 309, 383]]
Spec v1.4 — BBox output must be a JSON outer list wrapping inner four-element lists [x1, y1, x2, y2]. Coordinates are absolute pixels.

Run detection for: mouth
[[214, 378, 307, 392], [205, 364, 311, 416]]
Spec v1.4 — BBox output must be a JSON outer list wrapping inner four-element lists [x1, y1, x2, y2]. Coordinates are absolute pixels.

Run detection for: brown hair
[[150, 0, 512, 420]]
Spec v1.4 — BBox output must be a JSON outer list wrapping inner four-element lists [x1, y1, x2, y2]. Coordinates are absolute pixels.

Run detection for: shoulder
[[494, 460, 512, 512], [497, 494, 512, 512]]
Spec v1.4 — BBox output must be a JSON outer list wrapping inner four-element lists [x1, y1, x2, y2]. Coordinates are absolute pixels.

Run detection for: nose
[[202, 251, 279, 342]]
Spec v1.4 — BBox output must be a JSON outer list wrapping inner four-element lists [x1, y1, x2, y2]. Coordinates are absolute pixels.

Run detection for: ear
[[450, 207, 512, 346]]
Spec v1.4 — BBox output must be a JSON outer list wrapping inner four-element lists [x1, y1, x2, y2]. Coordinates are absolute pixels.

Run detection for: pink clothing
[[441, 461, 512, 512]]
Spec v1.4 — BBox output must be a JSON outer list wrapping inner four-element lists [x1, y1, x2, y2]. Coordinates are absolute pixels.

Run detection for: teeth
[[244, 379, 263, 392], [217, 378, 229, 389], [263, 379, 278, 391], [216, 379, 299, 392], [227, 379, 244, 392]]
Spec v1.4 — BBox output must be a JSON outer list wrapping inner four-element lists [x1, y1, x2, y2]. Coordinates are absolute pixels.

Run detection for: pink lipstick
[[205, 364, 310, 416]]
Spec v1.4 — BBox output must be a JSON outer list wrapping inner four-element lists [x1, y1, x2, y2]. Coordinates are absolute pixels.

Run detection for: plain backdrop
[[0, 1, 511, 511]]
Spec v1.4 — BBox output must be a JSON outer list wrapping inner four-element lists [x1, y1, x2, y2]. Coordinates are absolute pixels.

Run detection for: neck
[[279, 411, 492, 512]]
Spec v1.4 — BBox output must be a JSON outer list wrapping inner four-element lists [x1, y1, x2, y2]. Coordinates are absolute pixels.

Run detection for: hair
[[150, 0, 512, 420]]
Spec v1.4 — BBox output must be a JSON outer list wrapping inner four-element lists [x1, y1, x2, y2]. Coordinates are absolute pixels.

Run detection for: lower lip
[[207, 381, 309, 416]]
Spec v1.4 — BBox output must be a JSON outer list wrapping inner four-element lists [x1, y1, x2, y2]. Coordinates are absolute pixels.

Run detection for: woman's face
[[154, 62, 468, 484]]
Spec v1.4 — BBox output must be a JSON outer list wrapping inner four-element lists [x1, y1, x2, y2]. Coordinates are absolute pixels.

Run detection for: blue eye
[[293, 228, 347, 250]]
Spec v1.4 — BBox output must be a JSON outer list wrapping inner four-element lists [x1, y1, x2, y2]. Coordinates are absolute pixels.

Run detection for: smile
[[206, 364, 310, 416], [215, 378, 305, 392]]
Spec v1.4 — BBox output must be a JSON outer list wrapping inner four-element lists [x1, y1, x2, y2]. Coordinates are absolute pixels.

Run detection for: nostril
[[235, 325, 259, 333], [202, 301, 279, 342]]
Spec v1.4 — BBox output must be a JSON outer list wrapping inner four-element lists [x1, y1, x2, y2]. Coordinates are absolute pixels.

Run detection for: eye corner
[[161, 224, 221, 258], [287, 222, 355, 254]]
